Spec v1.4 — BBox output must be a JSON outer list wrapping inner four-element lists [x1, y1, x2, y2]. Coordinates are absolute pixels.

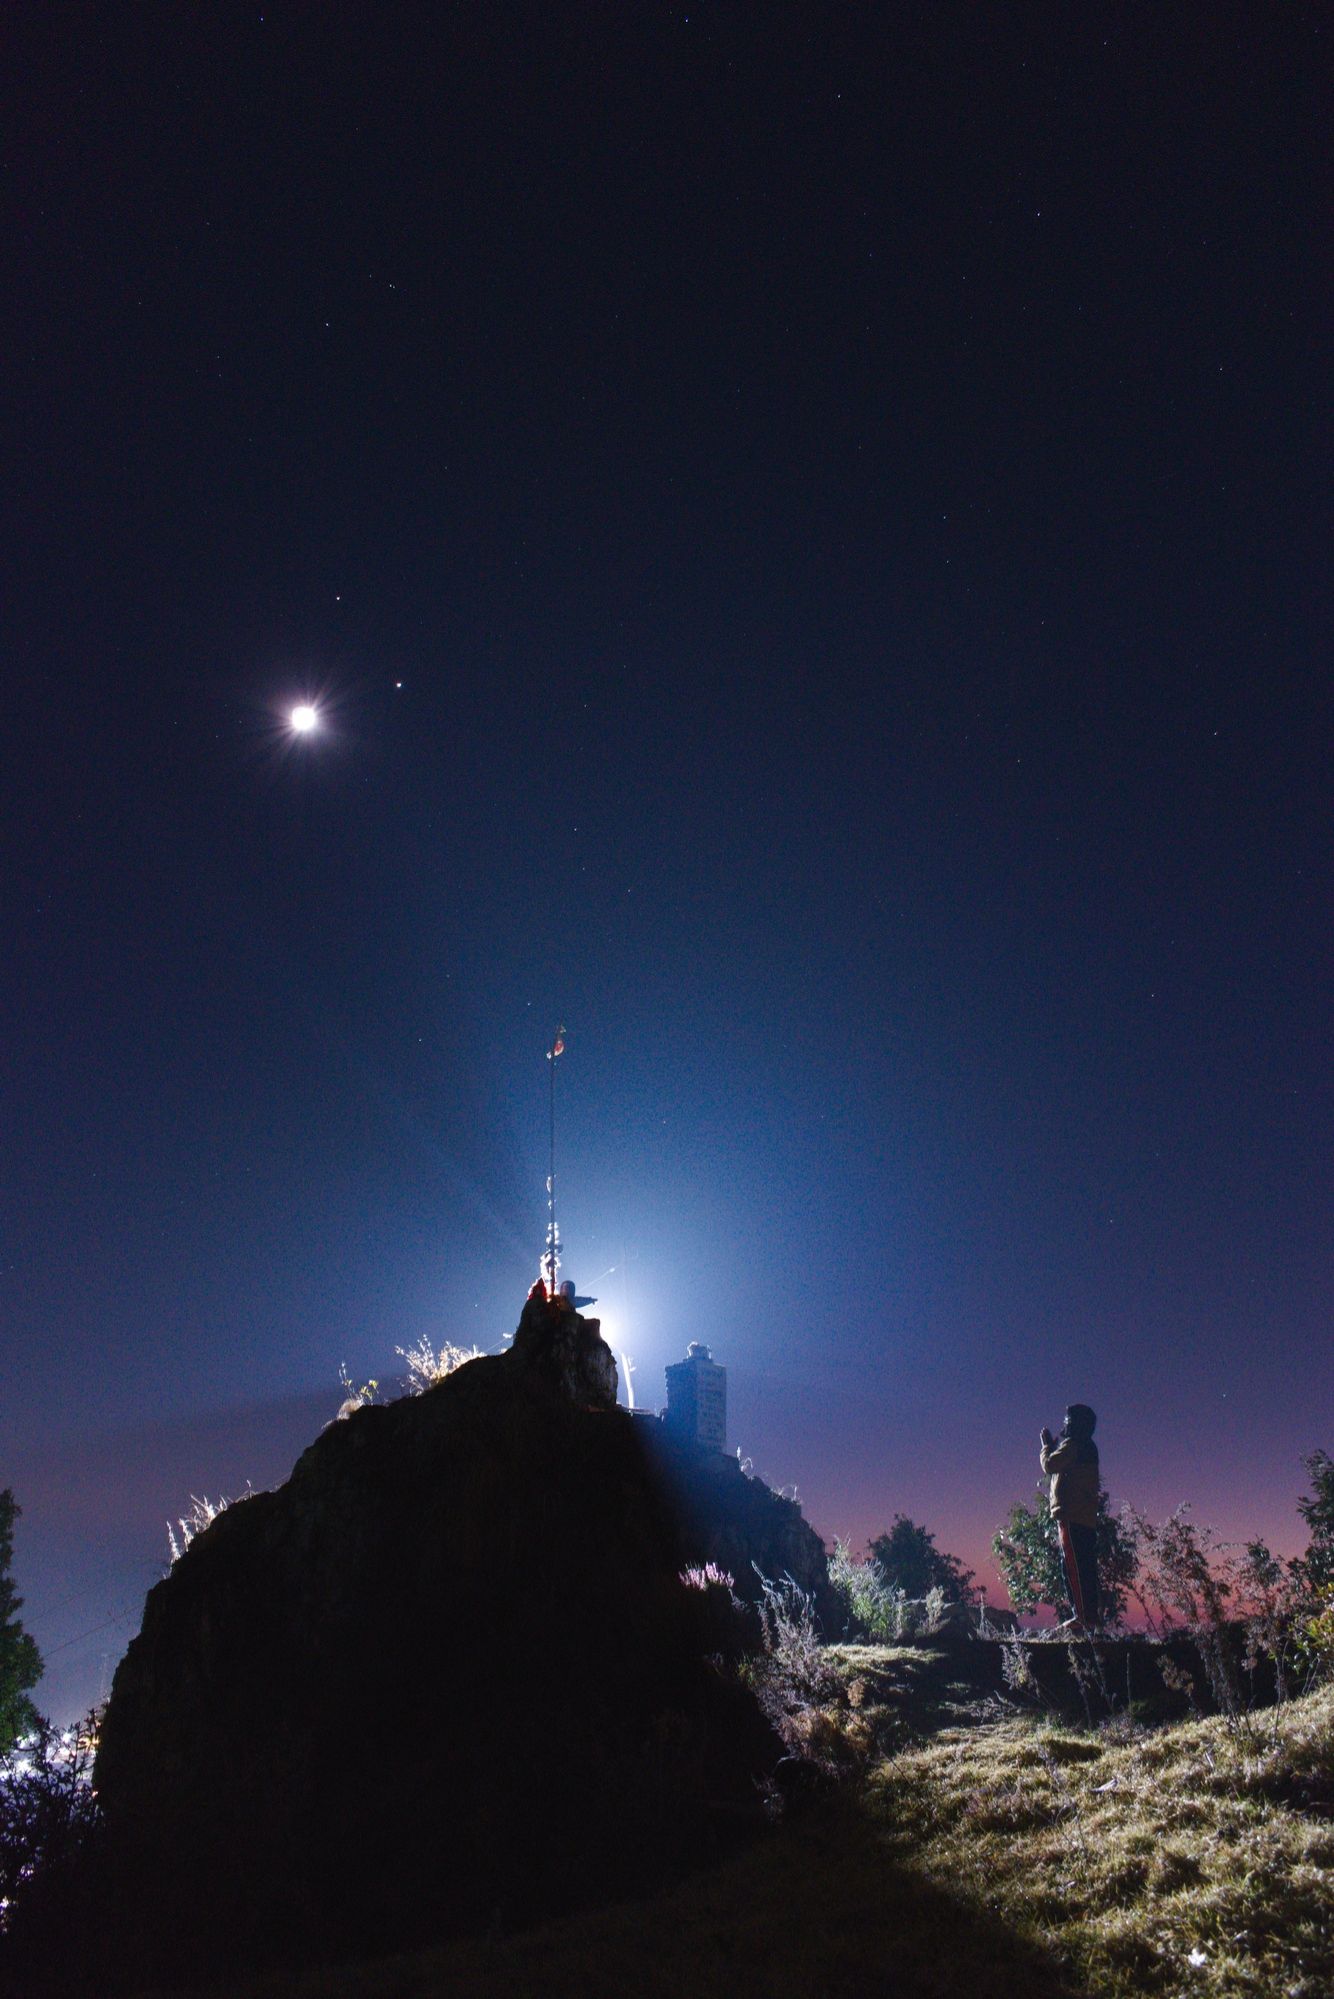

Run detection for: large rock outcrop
[[84, 1303, 825, 1987]]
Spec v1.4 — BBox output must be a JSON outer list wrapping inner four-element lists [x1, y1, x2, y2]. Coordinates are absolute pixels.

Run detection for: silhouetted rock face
[[91, 1321, 816, 1984], [638, 1424, 838, 1627]]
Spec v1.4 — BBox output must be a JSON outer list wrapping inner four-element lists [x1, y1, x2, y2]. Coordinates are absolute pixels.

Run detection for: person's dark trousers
[[1058, 1520, 1100, 1626]]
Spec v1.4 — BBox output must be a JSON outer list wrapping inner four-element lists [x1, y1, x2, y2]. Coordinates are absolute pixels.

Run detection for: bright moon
[[290, 704, 319, 733]]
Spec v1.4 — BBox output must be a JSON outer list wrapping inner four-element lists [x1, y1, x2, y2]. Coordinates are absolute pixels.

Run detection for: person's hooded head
[[1063, 1403, 1098, 1461]]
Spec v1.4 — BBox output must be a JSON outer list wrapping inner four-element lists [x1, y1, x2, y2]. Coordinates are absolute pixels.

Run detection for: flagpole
[[548, 1031, 557, 1296], [545, 1026, 565, 1296]]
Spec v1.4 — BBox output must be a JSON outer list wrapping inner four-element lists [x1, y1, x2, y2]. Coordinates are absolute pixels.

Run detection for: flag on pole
[[549, 1025, 566, 1060]]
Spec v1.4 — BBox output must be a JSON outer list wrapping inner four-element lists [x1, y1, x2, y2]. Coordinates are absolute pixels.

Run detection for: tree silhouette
[[0, 1490, 43, 1751], [868, 1515, 977, 1605]]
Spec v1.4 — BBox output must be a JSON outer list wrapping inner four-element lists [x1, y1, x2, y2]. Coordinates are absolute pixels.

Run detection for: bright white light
[[290, 704, 319, 733]]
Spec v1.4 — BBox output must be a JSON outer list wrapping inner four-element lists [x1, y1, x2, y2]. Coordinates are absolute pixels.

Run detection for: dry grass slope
[[865, 1679, 1334, 1997]]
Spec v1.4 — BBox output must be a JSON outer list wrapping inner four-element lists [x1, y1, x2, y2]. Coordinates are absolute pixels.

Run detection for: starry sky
[[4, 5, 1330, 1719]]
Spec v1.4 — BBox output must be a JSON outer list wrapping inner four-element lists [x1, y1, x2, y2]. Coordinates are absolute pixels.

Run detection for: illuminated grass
[[863, 1679, 1334, 1997]]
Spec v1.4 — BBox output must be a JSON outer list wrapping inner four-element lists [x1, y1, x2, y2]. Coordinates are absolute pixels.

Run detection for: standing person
[[1040, 1404, 1101, 1631]]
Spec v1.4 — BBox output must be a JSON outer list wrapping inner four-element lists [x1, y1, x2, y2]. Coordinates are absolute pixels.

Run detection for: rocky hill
[[71, 1293, 828, 1989]]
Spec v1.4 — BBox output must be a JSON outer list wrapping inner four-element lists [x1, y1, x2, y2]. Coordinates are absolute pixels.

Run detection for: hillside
[[6, 1292, 1330, 1997], [8, 1296, 830, 1993], [152, 1657, 1334, 1999]]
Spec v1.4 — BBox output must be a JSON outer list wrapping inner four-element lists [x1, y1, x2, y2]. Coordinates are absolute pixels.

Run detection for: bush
[[867, 1516, 977, 1605], [828, 1541, 899, 1641], [992, 1488, 1139, 1627], [827, 1543, 952, 1643], [0, 1713, 101, 1934], [1294, 1448, 1334, 1594], [0, 1495, 42, 1754], [395, 1337, 482, 1395], [743, 1570, 872, 1780], [1235, 1537, 1304, 1703], [1125, 1505, 1295, 1726], [1301, 1584, 1334, 1681]]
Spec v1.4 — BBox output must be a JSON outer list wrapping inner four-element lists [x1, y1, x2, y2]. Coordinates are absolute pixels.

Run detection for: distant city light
[[290, 704, 319, 733]]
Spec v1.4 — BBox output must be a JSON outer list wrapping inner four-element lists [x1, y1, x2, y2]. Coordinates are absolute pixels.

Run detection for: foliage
[[992, 1487, 1139, 1627], [744, 1570, 871, 1778], [867, 1515, 977, 1605], [828, 1542, 951, 1643], [1126, 1505, 1230, 1636], [167, 1492, 232, 1565], [1124, 1504, 1331, 1727], [1302, 1584, 1334, 1682], [1125, 1505, 1255, 1724], [828, 1540, 899, 1640], [334, 1363, 380, 1419], [0, 1712, 101, 1933], [0, 1493, 42, 1753], [679, 1563, 735, 1592], [1294, 1447, 1334, 1593], [1234, 1537, 1303, 1703], [395, 1336, 482, 1396]]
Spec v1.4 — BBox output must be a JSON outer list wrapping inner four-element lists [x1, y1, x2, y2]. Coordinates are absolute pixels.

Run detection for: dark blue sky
[[4, 4, 1330, 1718]]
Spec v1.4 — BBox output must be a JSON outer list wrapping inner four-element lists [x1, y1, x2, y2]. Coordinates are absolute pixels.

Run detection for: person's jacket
[[1040, 1436, 1100, 1527]]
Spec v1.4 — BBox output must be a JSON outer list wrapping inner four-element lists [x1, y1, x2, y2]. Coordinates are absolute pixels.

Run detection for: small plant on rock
[[680, 1563, 736, 1592], [167, 1493, 229, 1564], [395, 1336, 482, 1395], [334, 1363, 380, 1419]]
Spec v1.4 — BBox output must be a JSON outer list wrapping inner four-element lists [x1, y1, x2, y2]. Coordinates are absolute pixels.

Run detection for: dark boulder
[[80, 1308, 822, 1988]]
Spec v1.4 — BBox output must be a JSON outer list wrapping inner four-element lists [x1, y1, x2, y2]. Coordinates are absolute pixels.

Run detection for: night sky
[[5, 6, 1330, 1720]]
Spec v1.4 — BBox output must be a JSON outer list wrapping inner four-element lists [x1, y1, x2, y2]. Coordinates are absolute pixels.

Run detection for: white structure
[[664, 1341, 727, 1453]]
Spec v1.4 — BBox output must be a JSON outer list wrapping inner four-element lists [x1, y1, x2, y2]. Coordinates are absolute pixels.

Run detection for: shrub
[[992, 1487, 1139, 1626], [867, 1516, 977, 1605], [395, 1337, 482, 1395], [1125, 1505, 1247, 1721], [1301, 1584, 1334, 1681], [827, 1543, 952, 1643], [0, 1713, 101, 1933], [166, 1493, 232, 1565], [743, 1570, 872, 1779], [1235, 1537, 1303, 1703], [828, 1540, 900, 1641], [0, 1495, 42, 1754], [1294, 1448, 1334, 1594]]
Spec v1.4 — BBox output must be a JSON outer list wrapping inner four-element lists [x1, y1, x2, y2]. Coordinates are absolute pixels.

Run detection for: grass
[[136, 1649, 1334, 1999], [862, 1676, 1334, 1997]]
